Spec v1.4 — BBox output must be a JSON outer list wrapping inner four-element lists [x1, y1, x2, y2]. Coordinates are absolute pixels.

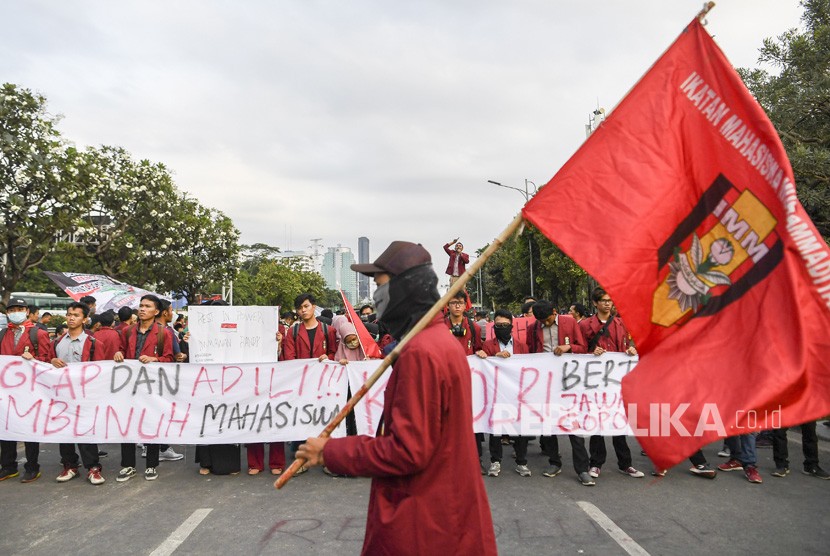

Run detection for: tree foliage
[[738, 0, 830, 240], [233, 244, 340, 310], [1, 84, 241, 304]]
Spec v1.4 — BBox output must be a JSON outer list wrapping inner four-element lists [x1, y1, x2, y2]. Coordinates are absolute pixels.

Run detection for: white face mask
[[7, 312, 27, 325], [373, 282, 390, 319]]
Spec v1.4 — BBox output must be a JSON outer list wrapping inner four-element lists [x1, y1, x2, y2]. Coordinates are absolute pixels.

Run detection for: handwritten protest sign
[[188, 305, 280, 364], [0, 353, 638, 444], [346, 353, 638, 437]]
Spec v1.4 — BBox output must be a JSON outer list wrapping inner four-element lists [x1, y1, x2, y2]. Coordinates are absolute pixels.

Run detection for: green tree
[[0, 83, 96, 304], [738, 0, 830, 240]]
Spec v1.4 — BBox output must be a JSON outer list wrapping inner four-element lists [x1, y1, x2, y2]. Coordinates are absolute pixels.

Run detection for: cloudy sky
[[3, 0, 804, 287]]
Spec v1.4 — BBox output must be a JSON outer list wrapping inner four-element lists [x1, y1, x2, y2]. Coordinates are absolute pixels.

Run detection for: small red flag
[[522, 18, 830, 469], [340, 291, 382, 359]]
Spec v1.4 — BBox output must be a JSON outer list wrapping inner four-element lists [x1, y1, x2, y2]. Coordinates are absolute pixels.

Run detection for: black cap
[[6, 298, 28, 309], [351, 241, 431, 276]]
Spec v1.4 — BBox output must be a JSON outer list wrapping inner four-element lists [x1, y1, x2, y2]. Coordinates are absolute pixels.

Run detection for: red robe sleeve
[[323, 344, 445, 477], [282, 326, 297, 360]]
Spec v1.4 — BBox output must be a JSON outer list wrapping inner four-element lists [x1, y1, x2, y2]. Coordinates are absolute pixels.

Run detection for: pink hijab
[[333, 316, 365, 362]]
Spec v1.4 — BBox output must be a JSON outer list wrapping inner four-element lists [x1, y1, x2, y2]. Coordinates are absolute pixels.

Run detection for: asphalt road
[[1, 431, 829, 555]]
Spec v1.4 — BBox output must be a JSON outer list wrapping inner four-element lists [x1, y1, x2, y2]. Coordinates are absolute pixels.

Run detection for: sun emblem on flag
[[666, 235, 734, 312]]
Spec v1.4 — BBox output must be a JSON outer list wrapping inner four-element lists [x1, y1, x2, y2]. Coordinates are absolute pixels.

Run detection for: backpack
[[291, 322, 330, 354], [0, 326, 40, 357]]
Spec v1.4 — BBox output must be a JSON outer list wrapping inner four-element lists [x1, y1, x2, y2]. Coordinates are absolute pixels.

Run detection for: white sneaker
[[158, 448, 184, 461], [487, 461, 501, 477], [717, 448, 731, 458], [619, 466, 645, 478], [116, 467, 137, 482], [515, 464, 531, 477], [589, 466, 601, 478], [145, 467, 158, 481]]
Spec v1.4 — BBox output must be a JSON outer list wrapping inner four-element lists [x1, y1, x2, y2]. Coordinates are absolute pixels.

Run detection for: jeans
[[725, 434, 757, 467]]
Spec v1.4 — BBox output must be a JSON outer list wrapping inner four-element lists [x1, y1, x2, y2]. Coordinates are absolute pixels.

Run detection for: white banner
[[0, 353, 638, 444], [0, 356, 347, 444], [346, 353, 639, 437], [188, 306, 280, 364]]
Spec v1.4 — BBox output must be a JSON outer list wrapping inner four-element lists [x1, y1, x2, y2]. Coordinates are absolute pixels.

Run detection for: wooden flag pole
[[275, 211, 526, 489]]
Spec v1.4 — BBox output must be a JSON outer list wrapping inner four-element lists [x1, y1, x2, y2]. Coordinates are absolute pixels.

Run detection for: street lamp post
[[487, 179, 538, 298]]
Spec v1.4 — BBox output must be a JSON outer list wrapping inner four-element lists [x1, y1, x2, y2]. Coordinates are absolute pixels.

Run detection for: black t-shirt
[[306, 324, 317, 351]]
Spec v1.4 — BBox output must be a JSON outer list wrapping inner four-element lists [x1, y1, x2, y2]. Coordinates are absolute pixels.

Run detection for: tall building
[[321, 245, 358, 305], [357, 237, 370, 302]]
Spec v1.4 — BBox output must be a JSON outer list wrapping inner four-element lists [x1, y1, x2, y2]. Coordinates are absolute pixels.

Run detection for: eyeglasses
[[494, 323, 511, 329], [598, 298, 613, 304], [448, 301, 465, 307]]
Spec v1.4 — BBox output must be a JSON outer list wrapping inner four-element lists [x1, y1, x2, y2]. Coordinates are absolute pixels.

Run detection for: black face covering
[[494, 324, 513, 345], [379, 264, 440, 340]]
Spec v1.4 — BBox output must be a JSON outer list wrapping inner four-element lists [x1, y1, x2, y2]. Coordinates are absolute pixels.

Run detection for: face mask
[[345, 339, 360, 350], [7, 312, 27, 325], [373, 282, 390, 319], [494, 324, 513, 344]]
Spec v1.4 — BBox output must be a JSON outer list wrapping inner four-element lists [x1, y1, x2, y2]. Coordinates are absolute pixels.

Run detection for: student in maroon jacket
[[52, 302, 108, 485], [443, 238, 469, 284], [92, 310, 123, 360], [475, 309, 530, 478], [444, 290, 482, 356], [297, 240, 497, 556], [282, 293, 337, 361], [0, 298, 55, 483], [527, 300, 597, 486], [113, 294, 174, 482], [580, 287, 645, 480]]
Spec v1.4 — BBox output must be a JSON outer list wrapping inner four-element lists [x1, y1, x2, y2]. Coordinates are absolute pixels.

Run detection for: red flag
[[339, 291, 382, 359], [522, 18, 830, 469]]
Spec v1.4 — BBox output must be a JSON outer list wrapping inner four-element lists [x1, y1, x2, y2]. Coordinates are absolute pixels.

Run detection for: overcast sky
[[3, 0, 804, 288]]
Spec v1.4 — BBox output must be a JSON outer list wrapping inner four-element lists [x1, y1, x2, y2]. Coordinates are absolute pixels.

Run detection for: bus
[[11, 292, 75, 315]]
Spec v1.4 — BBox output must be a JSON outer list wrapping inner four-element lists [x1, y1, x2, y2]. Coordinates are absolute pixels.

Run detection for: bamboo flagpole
[[275, 211, 526, 489]]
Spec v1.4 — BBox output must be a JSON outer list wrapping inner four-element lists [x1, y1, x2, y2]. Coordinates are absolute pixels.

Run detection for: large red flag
[[522, 17, 830, 469], [339, 291, 382, 359]]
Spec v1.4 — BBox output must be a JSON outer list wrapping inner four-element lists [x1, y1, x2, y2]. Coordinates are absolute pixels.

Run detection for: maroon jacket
[[92, 327, 123, 360], [119, 322, 174, 362], [443, 243, 469, 276], [527, 314, 587, 354], [0, 323, 54, 362], [480, 335, 530, 356], [282, 322, 338, 361], [324, 316, 497, 555], [579, 315, 631, 353], [444, 316, 482, 356]]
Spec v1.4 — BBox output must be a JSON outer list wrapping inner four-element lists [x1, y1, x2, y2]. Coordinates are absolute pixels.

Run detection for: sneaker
[[771, 467, 790, 477], [578, 471, 596, 486], [542, 465, 562, 478], [619, 466, 644, 478], [717, 448, 731, 458], [98, 450, 108, 458], [803, 466, 830, 480], [717, 459, 743, 472], [745, 466, 763, 483], [0, 468, 20, 481], [294, 465, 308, 476], [116, 466, 137, 482], [21, 470, 41, 483], [515, 464, 531, 477], [56, 466, 79, 483], [487, 461, 501, 477], [158, 448, 184, 462], [689, 464, 717, 479], [87, 467, 105, 485], [651, 469, 667, 477], [145, 467, 158, 481], [589, 466, 601, 478]]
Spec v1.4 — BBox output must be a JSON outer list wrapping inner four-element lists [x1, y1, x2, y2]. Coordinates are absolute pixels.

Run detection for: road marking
[[149, 508, 213, 556], [577, 501, 651, 556]]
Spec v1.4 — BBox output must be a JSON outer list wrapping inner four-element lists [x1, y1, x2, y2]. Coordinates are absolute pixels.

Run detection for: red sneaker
[[56, 466, 79, 483], [744, 466, 763, 484], [87, 467, 105, 485], [717, 459, 743, 472]]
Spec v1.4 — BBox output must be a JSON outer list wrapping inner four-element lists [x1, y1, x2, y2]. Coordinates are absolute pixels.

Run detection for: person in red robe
[[443, 238, 469, 284], [297, 241, 497, 556]]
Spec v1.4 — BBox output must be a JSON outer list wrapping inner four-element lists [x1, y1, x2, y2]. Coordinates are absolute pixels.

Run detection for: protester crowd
[[1, 264, 828, 488]]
